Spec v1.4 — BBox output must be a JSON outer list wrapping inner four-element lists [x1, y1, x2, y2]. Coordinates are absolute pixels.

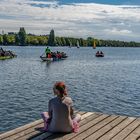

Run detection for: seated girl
[[41, 82, 81, 133]]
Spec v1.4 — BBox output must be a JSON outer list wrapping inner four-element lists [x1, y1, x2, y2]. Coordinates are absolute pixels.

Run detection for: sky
[[0, 0, 140, 41]]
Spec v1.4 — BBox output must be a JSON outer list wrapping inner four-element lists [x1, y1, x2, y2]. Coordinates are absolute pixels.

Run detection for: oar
[[40, 52, 45, 57]]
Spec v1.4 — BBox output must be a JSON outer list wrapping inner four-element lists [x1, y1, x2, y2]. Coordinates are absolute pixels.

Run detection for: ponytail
[[54, 82, 67, 98]]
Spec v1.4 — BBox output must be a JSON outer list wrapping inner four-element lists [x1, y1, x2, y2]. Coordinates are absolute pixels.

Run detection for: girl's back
[[48, 97, 73, 132], [41, 82, 81, 133]]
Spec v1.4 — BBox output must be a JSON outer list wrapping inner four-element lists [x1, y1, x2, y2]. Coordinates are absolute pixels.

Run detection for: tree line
[[0, 28, 140, 47]]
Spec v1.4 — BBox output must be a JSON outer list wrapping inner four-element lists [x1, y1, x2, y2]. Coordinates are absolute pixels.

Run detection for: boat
[[40, 57, 53, 61], [93, 40, 96, 49], [40, 56, 67, 61], [0, 48, 17, 60], [96, 54, 104, 57], [69, 41, 72, 48], [95, 51, 104, 57], [40, 52, 68, 61], [0, 56, 13, 60]]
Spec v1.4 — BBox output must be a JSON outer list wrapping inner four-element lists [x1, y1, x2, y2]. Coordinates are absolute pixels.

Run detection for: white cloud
[[104, 28, 132, 35], [0, 0, 140, 41], [25, 0, 58, 5]]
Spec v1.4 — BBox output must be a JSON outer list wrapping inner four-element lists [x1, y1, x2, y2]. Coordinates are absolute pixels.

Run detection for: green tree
[[0, 35, 3, 45], [48, 29, 55, 46], [3, 34, 8, 45], [87, 37, 93, 46], [15, 34, 19, 45], [61, 37, 66, 46], [18, 27, 27, 46]]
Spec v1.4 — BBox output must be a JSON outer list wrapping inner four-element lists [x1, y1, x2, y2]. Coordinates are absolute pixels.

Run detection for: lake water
[[0, 46, 140, 133]]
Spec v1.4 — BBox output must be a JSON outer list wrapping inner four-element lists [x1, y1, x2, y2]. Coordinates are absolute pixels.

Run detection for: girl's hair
[[54, 82, 67, 98]]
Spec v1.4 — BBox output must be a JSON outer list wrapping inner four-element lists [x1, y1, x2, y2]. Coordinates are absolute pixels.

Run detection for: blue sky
[[33, 0, 140, 5], [0, 0, 140, 41]]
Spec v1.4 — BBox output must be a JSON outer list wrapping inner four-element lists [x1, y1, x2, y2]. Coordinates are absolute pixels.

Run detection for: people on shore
[[41, 82, 81, 133]]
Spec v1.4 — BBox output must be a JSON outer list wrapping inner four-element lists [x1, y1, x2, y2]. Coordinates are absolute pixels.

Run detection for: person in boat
[[51, 52, 57, 60], [41, 82, 81, 133], [96, 51, 100, 55], [0, 48, 5, 56], [58, 52, 62, 59], [56, 51, 61, 59], [45, 47, 51, 58], [100, 51, 103, 55], [61, 52, 67, 58], [47, 53, 52, 58]]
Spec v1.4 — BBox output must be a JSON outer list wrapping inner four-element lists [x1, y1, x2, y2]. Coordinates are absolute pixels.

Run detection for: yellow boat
[[0, 56, 13, 60]]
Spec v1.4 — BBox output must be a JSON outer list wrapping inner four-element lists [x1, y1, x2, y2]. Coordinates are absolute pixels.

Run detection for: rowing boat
[[40, 56, 53, 61]]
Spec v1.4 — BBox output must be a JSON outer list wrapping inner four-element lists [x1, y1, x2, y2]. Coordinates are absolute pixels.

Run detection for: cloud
[[26, 0, 58, 5], [0, 0, 140, 41], [104, 28, 132, 35]]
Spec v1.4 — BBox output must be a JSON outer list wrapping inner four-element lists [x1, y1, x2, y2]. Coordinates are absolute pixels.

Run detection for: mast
[[77, 41, 79, 48]]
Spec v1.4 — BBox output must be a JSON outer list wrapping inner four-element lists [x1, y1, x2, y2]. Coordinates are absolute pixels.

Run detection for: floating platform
[[0, 111, 140, 140]]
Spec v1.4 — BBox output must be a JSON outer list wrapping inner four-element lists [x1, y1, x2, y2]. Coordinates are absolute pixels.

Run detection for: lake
[[0, 46, 140, 132]]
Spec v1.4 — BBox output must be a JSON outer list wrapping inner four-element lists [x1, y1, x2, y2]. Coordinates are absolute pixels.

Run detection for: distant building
[[40, 34, 49, 36], [8, 32, 16, 35], [28, 33, 36, 36]]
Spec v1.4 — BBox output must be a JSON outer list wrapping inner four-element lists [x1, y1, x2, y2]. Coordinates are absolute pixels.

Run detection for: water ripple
[[0, 46, 140, 132]]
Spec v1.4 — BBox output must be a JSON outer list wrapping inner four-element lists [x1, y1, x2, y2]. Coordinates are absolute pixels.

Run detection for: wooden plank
[[71, 115, 118, 140], [112, 118, 140, 140], [1, 111, 139, 140], [44, 112, 102, 140], [0, 111, 82, 140], [18, 112, 86, 140], [98, 117, 136, 140], [0, 119, 43, 140], [50, 114, 109, 140], [3, 123, 44, 140], [85, 116, 127, 140], [124, 125, 140, 140], [79, 112, 102, 126], [31, 112, 95, 140], [81, 112, 93, 120], [19, 131, 51, 140]]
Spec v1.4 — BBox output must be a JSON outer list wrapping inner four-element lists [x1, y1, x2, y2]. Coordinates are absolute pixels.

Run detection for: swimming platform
[[0, 111, 140, 140]]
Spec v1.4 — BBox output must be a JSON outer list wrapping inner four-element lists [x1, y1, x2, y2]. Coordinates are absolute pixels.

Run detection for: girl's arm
[[48, 100, 52, 122], [70, 106, 74, 118], [62, 97, 74, 118]]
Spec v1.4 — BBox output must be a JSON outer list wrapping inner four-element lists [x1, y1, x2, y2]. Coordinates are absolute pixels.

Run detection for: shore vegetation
[[0, 28, 140, 47]]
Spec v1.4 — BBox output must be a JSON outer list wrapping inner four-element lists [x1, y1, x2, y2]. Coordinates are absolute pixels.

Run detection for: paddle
[[40, 52, 45, 57]]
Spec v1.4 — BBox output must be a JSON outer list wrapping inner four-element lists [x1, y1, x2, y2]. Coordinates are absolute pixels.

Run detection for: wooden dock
[[0, 111, 140, 140]]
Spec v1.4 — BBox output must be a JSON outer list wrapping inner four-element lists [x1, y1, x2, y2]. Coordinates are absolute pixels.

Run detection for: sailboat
[[93, 40, 96, 49], [69, 41, 72, 48], [77, 41, 80, 48]]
